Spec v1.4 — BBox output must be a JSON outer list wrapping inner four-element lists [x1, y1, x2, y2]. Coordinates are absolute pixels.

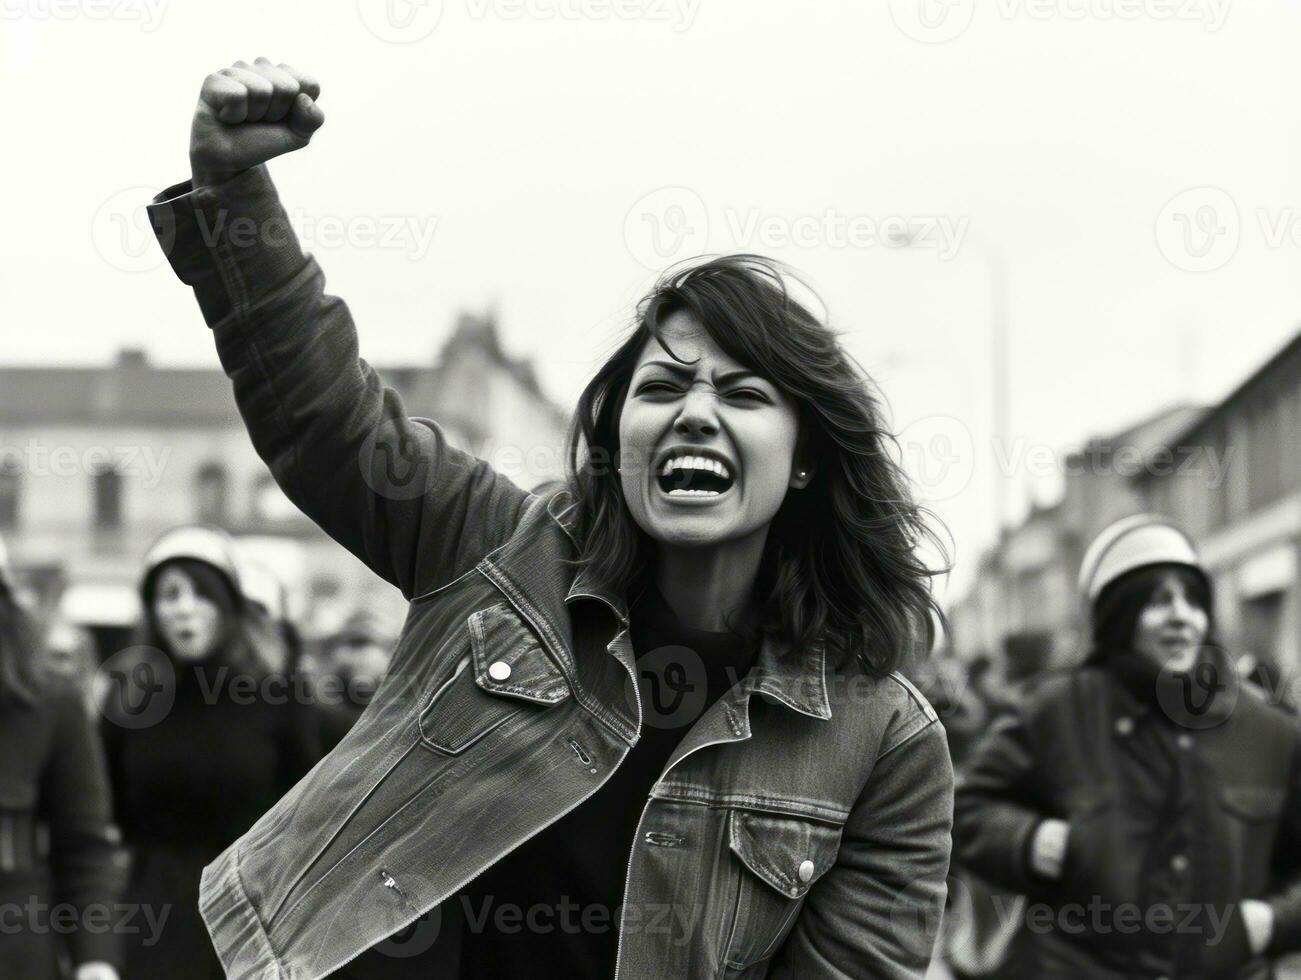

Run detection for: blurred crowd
[[0, 525, 397, 980], [912, 515, 1301, 980], [7, 512, 1301, 979]]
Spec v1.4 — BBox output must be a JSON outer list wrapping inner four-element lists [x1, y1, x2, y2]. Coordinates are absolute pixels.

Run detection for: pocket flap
[[1220, 785, 1284, 821], [468, 602, 569, 705], [728, 810, 844, 900]]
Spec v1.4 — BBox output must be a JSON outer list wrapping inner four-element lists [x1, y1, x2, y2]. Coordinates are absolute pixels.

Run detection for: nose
[[1171, 594, 1197, 622], [673, 386, 720, 437], [168, 592, 197, 616]]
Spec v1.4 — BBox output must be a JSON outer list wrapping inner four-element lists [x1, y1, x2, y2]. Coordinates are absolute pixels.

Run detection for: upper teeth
[[659, 455, 731, 480]]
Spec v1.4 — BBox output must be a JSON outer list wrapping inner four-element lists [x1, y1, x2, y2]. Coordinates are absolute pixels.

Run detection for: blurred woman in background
[[103, 525, 321, 979], [955, 514, 1301, 979], [0, 537, 126, 980]]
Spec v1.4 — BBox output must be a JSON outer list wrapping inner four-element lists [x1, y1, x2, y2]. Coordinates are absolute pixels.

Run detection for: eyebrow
[[635, 361, 766, 385]]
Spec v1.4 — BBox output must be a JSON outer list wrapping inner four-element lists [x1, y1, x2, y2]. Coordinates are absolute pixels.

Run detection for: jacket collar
[[1097, 643, 1240, 728], [544, 487, 833, 721]]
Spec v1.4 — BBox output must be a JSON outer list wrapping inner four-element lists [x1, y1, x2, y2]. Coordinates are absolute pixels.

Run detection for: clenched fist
[[190, 57, 325, 188]]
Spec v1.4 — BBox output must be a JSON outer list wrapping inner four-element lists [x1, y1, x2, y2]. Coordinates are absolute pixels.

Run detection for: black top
[[338, 579, 760, 979], [105, 659, 321, 852], [104, 657, 321, 979]]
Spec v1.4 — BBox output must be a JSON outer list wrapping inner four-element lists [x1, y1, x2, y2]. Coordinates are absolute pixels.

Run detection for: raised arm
[[147, 60, 533, 599]]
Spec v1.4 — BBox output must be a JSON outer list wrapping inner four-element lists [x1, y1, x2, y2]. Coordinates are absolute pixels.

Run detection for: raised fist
[[189, 57, 325, 188]]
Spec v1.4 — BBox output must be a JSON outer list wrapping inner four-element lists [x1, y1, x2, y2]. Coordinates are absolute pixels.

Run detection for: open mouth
[[655, 456, 735, 499]]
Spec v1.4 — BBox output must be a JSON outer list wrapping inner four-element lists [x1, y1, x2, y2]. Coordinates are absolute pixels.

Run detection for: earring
[[796, 470, 806, 478]]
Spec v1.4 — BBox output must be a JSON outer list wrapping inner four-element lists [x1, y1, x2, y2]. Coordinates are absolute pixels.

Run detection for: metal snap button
[[798, 859, 815, 883], [1177, 733, 1193, 750], [488, 661, 512, 681], [1170, 854, 1189, 873], [1115, 716, 1134, 736]]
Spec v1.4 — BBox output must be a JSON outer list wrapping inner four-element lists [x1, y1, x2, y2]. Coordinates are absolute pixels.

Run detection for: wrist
[[1030, 818, 1070, 880], [189, 161, 247, 190], [1241, 899, 1275, 957]]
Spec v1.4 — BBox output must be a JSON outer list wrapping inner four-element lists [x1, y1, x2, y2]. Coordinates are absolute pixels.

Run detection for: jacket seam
[[274, 738, 427, 929], [650, 786, 851, 823], [268, 728, 419, 926], [229, 841, 287, 978], [479, 560, 637, 743], [876, 715, 940, 762]]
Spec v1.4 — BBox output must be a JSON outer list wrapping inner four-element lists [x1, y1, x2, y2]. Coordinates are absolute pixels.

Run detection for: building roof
[[0, 314, 567, 429], [1071, 402, 1207, 466], [1156, 328, 1301, 453], [0, 360, 243, 427]]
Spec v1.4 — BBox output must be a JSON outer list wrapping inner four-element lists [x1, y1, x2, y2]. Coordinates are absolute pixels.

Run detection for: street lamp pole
[[988, 242, 1010, 538]]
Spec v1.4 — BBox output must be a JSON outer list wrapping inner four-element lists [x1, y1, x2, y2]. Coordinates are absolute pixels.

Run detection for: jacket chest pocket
[[722, 808, 844, 975], [1218, 784, 1285, 823], [418, 600, 571, 755]]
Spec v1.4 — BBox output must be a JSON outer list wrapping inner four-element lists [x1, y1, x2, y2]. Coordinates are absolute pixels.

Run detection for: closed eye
[[636, 381, 679, 395], [636, 381, 768, 402]]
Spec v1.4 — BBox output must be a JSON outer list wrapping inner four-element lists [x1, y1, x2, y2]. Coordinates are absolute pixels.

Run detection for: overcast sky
[[5, 0, 1301, 603]]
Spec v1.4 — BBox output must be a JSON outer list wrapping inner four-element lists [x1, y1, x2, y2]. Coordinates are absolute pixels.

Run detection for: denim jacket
[[146, 164, 954, 980]]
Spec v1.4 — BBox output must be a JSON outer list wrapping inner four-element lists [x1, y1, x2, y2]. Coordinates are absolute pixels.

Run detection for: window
[[93, 464, 122, 529], [194, 462, 230, 525], [249, 473, 299, 523], [0, 460, 19, 529]]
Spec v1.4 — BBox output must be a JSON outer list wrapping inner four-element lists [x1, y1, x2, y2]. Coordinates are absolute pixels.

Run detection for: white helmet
[[1077, 513, 1204, 605], [140, 525, 243, 601]]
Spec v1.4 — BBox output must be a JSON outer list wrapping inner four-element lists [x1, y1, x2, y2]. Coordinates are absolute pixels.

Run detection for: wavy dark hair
[[0, 576, 46, 707], [560, 254, 951, 676]]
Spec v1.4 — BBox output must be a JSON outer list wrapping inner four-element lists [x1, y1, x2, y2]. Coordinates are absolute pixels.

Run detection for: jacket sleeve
[[38, 684, 130, 968], [768, 718, 954, 979], [1263, 720, 1301, 954], [951, 704, 1047, 894], [145, 165, 534, 600]]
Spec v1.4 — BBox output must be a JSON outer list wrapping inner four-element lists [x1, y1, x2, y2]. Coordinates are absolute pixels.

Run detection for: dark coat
[[954, 647, 1301, 980], [0, 679, 127, 979]]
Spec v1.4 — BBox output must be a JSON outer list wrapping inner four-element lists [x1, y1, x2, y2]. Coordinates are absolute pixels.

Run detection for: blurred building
[[0, 312, 568, 652], [949, 404, 1207, 674], [1138, 330, 1301, 678], [949, 328, 1300, 681]]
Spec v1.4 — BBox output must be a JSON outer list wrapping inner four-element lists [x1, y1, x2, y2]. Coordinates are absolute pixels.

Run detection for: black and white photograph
[[3, 1, 1301, 977]]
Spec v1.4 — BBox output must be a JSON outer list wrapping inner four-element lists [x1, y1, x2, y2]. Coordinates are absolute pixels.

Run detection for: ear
[[790, 459, 815, 490], [790, 419, 816, 489], [790, 437, 815, 489]]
